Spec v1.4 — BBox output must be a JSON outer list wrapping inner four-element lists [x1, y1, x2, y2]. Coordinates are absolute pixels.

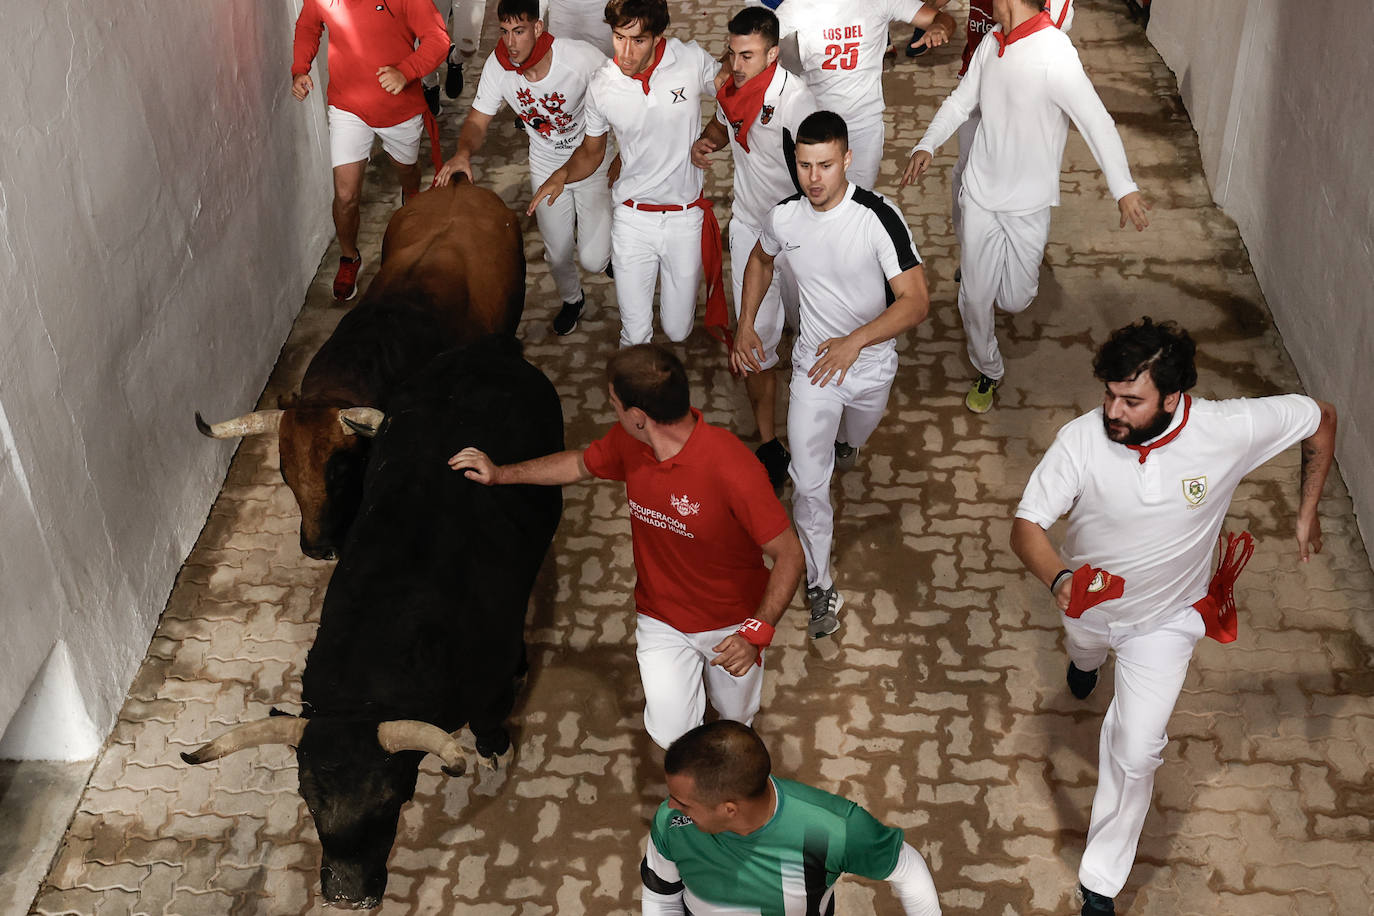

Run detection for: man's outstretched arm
[[1297, 399, 1338, 562], [448, 447, 591, 486]]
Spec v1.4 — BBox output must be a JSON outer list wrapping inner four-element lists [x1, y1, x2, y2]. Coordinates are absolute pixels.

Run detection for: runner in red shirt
[[292, 0, 450, 300], [449, 344, 804, 749]]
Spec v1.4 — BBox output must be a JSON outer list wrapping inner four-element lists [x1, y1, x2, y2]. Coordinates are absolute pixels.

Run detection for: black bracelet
[[1050, 568, 1074, 594]]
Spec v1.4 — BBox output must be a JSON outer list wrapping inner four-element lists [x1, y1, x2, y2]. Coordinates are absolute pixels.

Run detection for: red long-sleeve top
[[293, 0, 449, 128]]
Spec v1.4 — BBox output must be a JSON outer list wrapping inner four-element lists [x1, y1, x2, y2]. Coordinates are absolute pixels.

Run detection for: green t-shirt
[[646, 777, 905, 914]]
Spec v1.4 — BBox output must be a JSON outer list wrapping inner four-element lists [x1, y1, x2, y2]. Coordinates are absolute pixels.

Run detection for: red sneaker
[[333, 255, 362, 301]]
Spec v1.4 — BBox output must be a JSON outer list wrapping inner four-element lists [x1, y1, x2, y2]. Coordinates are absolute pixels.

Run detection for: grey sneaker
[[806, 585, 843, 638], [833, 441, 858, 472]]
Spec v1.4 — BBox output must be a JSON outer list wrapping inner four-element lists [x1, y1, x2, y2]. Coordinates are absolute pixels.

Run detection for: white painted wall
[[0, 0, 333, 758], [1149, 0, 1374, 548]]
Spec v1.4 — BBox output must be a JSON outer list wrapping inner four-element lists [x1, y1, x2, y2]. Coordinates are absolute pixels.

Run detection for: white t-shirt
[[774, 0, 926, 126], [759, 183, 921, 372], [715, 65, 819, 229], [471, 37, 608, 175], [1016, 394, 1322, 628], [916, 23, 1137, 214], [584, 38, 719, 205]]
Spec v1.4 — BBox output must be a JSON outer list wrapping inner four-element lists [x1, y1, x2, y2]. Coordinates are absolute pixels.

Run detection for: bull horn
[[180, 716, 306, 765], [339, 407, 385, 438], [195, 409, 284, 439], [377, 720, 469, 777]]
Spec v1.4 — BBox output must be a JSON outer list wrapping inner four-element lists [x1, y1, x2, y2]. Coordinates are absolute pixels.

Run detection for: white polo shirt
[[472, 37, 608, 175], [773, 0, 926, 127], [1016, 394, 1322, 628], [584, 38, 719, 206], [759, 183, 921, 373], [915, 23, 1136, 215], [715, 65, 819, 229]]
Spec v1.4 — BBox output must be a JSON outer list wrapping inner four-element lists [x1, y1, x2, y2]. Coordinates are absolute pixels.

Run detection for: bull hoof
[[479, 744, 514, 773]]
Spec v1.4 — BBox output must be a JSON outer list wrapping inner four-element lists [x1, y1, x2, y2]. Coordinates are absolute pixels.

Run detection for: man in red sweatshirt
[[292, 0, 450, 300]]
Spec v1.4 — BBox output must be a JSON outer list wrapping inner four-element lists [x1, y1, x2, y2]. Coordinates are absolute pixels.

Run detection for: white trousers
[[635, 614, 764, 750], [1064, 603, 1206, 897], [956, 192, 1052, 380], [729, 219, 786, 371], [950, 110, 980, 239], [611, 205, 704, 347], [788, 349, 897, 589], [531, 155, 613, 305], [846, 116, 886, 191]]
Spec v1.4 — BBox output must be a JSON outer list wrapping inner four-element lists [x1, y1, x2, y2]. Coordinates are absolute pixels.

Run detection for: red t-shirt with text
[[582, 411, 790, 633]]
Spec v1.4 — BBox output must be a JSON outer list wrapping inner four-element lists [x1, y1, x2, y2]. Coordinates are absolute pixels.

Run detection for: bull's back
[[374, 183, 525, 340], [302, 338, 562, 722]]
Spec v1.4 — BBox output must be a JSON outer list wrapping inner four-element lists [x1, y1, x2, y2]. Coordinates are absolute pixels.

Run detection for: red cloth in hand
[[1064, 564, 1125, 619], [1192, 531, 1254, 643]]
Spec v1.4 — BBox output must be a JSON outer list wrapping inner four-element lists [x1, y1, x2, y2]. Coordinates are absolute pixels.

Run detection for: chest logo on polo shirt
[[1182, 476, 1208, 507], [760, 104, 775, 124], [668, 813, 694, 828], [670, 87, 687, 103], [669, 493, 700, 516]]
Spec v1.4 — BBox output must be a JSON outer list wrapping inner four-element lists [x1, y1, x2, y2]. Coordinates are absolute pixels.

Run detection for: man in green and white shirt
[[642, 721, 941, 914]]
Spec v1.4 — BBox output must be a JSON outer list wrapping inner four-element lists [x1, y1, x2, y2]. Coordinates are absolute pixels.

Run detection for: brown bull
[[196, 181, 524, 559]]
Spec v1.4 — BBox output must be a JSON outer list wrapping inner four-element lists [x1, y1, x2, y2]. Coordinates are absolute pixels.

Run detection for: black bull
[[183, 338, 563, 908]]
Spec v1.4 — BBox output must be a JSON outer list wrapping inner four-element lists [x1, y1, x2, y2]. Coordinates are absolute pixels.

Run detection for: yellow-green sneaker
[[965, 374, 1000, 413]]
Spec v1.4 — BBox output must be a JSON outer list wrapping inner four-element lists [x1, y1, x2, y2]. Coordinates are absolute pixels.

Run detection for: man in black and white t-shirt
[[436, 0, 611, 335], [736, 110, 929, 638]]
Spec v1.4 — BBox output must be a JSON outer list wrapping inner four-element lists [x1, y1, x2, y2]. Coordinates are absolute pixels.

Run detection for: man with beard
[[1010, 318, 1337, 915], [436, 0, 612, 336], [691, 6, 818, 490]]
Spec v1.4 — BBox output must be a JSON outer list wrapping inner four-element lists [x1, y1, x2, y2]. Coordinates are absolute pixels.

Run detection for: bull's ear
[[339, 407, 385, 438]]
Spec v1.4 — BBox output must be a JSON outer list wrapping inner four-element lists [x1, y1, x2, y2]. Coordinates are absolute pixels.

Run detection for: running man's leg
[[835, 353, 897, 449], [730, 219, 786, 442], [1079, 605, 1205, 898], [531, 164, 584, 305], [657, 207, 705, 343], [635, 615, 709, 750], [845, 117, 886, 190], [610, 207, 661, 347], [788, 368, 846, 589], [696, 625, 765, 728], [571, 151, 614, 275], [956, 191, 1011, 380], [376, 113, 425, 200], [993, 205, 1052, 315]]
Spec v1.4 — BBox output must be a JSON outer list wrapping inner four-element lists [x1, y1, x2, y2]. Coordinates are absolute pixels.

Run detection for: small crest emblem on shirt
[[669, 813, 694, 828], [670, 494, 700, 517], [1087, 571, 1111, 593], [1182, 476, 1208, 506], [670, 87, 687, 103], [760, 104, 775, 125]]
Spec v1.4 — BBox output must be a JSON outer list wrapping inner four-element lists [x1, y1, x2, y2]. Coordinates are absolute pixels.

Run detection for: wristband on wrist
[[1050, 568, 1074, 595], [736, 617, 775, 648]]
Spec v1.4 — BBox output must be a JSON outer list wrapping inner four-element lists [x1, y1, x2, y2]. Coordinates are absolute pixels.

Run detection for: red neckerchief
[[495, 32, 554, 74], [622, 38, 667, 95], [992, 10, 1055, 56], [716, 61, 777, 153], [1125, 395, 1192, 465], [1054, 0, 1072, 28]]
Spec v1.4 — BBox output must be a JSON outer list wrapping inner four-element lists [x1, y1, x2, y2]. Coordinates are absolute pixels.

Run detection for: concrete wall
[[1149, 0, 1374, 548], [0, 0, 333, 758]]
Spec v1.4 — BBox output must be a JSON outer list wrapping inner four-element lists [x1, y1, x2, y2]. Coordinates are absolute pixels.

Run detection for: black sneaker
[[1079, 883, 1114, 916], [445, 48, 464, 98], [906, 26, 928, 57], [755, 438, 790, 492], [424, 84, 441, 116], [834, 440, 858, 472], [553, 295, 584, 336], [805, 585, 843, 639], [1067, 662, 1099, 700]]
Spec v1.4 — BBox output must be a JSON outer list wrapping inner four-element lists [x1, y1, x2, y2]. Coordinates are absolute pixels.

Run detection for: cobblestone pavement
[[31, 1, 1374, 914]]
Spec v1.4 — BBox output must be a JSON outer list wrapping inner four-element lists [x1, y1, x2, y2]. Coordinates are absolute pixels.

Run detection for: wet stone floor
[[29, 1, 1374, 913]]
